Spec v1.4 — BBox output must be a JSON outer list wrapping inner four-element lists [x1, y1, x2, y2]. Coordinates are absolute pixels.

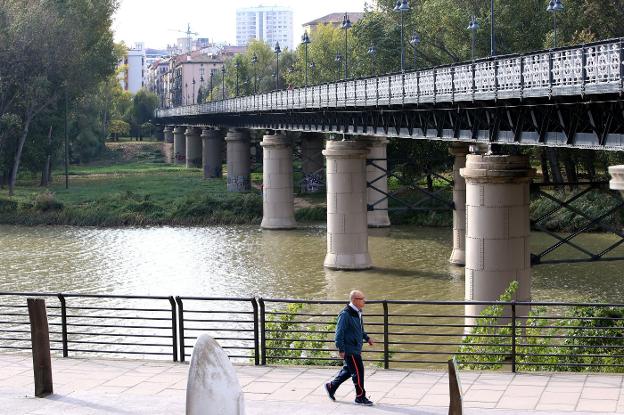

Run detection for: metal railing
[[156, 38, 624, 119], [2, 292, 624, 372]]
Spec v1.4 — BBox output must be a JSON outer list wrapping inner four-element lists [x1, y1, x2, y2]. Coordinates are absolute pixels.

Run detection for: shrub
[[33, 191, 64, 212]]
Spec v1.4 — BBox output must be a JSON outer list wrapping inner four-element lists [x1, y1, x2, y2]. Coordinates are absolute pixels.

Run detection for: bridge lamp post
[[367, 45, 377, 76], [409, 32, 421, 70], [341, 13, 352, 80], [467, 16, 479, 61], [309, 61, 316, 84], [490, 0, 496, 56], [200, 75, 204, 103], [209, 71, 213, 101], [301, 31, 311, 87], [274, 42, 281, 90], [184, 82, 188, 105], [394, 0, 410, 72], [547, 0, 564, 48], [335, 53, 343, 81], [235, 61, 240, 97], [221, 66, 226, 100], [251, 53, 258, 94], [192, 78, 196, 104]]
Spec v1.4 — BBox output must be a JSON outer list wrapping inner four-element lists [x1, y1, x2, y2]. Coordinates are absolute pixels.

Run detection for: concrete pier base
[[202, 129, 223, 178], [609, 165, 624, 195], [173, 126, 186, 165], [260, 132, 296, 229], [460, 154, 535, 322], [185, 127, 202, 168], [365, 137, 390, 228], [300, 133, 325, 193], [448, 143, 470, 265], [323, 140, 372, 270], [226, 129, 251, 192]]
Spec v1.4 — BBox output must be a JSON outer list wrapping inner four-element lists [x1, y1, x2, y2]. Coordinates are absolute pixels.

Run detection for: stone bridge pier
[[260, 131, 296, 229], [323, 139, 372, 270], [185, 127, 202, 168], [225, 129, 251, 192], [173, 126, 187, 165], [202, 128, 223, 178], [461, 153, 535, 323], [610, 165, 624, 196], [448, 143, 471, 265], [162, 126, 174, 163]]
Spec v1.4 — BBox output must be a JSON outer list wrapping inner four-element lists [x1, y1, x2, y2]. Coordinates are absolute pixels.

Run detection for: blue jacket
[[335, 304, 369, 355]]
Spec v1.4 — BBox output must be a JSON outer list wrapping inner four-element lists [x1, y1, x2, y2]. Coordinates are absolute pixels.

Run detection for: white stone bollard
[[186, 334, 245, 415]]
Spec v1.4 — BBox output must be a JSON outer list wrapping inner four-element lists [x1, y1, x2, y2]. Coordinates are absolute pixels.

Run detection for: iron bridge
[[154, 38, 624, 151]]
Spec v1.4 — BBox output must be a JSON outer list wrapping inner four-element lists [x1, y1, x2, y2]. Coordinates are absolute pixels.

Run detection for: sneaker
[[355, 396, 374, 406], [324, 383, 336, 401]]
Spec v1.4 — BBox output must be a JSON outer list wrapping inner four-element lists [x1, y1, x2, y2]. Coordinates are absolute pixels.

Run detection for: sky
[[113, 0, 369, 50]]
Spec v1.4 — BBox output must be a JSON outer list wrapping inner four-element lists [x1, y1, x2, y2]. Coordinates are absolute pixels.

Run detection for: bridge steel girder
[[156, 96, 624, 151]]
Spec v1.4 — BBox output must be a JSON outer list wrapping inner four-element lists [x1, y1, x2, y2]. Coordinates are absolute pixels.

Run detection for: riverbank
[[0, 141, 619, 229], [0, 142, 449, 227]]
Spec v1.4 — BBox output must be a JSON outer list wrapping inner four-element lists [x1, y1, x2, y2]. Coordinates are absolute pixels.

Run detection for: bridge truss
[[156, 38, 624, 151]]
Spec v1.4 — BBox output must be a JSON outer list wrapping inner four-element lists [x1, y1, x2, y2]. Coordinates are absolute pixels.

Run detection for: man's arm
[[335, 311, 346, 356]]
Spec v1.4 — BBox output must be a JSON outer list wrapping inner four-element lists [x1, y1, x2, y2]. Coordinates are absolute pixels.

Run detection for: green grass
[[0, 143, 265, 226]]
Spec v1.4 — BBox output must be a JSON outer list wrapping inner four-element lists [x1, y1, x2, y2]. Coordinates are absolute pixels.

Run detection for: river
[[1, 224, 623, 303]]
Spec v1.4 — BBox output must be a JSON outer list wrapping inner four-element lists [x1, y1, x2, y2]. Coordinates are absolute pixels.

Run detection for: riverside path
[[2, 353, 624, 414]]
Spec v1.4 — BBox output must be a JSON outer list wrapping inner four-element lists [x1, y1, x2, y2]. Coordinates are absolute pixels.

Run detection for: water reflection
[[1, 224, 623, 303]]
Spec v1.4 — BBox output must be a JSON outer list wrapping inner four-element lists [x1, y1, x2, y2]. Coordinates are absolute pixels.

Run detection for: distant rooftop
[[303, 12, 364, 27]]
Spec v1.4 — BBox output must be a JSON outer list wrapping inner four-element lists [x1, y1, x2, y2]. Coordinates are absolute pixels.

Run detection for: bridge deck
[[155, 38, 624, 151]]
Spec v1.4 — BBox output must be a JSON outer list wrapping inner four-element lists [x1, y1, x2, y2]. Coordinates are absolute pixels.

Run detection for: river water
[[2, 224, 623, 303]]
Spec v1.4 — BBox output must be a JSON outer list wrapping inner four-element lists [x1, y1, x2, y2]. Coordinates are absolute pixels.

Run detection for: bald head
[[350, 290, 364, 302]]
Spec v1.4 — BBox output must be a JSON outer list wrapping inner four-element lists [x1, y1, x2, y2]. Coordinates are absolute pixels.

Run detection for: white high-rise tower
[[236, 6, 293, 50]]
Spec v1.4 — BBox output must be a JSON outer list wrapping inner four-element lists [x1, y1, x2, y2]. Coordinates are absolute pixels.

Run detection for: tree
[[0, 0, 117, 195]]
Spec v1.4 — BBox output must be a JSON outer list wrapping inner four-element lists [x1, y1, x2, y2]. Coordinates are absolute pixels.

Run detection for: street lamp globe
[[467, 15, 479, 61], [301, 31, 311, 87]]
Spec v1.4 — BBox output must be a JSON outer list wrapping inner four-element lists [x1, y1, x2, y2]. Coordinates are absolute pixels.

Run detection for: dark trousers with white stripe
[[328, 353, 366, 398]]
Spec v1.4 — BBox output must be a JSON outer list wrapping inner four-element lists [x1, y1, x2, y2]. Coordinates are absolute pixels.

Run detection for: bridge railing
[[3, 292, 624, 372], [156, 38, 624, 119]]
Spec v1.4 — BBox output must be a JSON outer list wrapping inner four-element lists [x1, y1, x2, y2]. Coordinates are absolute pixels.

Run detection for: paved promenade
[[2, 353, 624, 414]]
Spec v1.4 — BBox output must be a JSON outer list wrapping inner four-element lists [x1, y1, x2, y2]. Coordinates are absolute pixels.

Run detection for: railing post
[[57, 293, 68, 358], [383, 301, 389, 369], [252, 298, 260, 366], [259, 298, 266, 365], [511, 301, 517, 373], [175, 296, 185, 362], [618, 40, 624, 93], [519, 56, 525, 100], [494, 60, 499, 101], [375, 75, 379, 107], [548, 51, 554, 97], [168, 296, 178, 362], [581, 46, 587, 95]]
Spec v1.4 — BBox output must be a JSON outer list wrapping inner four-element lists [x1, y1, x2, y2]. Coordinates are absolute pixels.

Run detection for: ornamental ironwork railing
[[156, 38, 624, 119]]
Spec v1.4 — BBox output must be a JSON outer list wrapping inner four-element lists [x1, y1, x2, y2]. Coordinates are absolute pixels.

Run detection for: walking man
[[325, 290, 374, 406]]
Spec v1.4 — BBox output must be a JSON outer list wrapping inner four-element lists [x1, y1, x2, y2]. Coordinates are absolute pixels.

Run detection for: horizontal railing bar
[[66, 331, 172, 339], [67, 349, 172, 356]]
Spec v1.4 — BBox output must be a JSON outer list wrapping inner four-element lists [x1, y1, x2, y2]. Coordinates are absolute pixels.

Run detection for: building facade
[[236, 6, 293, 50]]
